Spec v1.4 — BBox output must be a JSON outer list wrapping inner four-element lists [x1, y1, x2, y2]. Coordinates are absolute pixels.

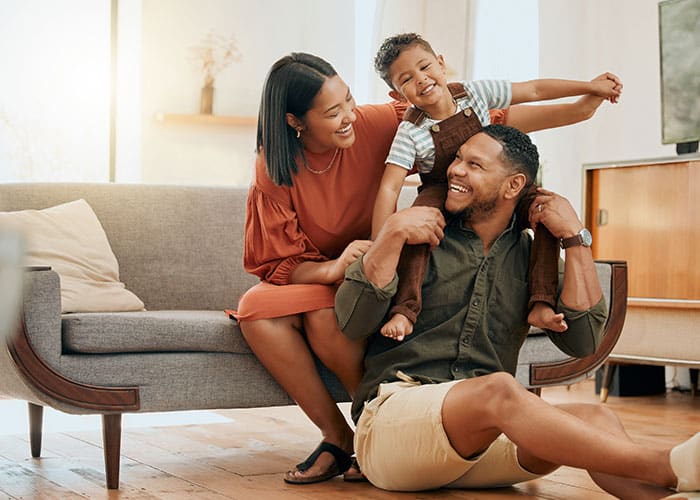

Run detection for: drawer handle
[[597, 209, 608, 227]]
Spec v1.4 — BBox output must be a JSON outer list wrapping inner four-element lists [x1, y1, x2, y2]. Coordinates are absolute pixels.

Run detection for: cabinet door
[[588, 161, 699, 300]]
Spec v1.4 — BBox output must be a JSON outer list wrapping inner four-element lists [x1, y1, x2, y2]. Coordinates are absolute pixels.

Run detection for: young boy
[[373, 33, 622, 340]]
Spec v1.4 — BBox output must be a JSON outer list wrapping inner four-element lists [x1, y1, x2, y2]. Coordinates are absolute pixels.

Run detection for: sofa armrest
[[6, 267, 139, 411], [521, 260, 628, 388], [21, 268, 62, 364]]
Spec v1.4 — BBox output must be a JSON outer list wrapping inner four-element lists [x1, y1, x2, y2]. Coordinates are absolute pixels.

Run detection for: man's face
[[444, 132, 511, 220]]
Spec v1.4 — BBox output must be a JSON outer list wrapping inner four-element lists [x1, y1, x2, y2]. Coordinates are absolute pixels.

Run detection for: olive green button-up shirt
[[336, 217, 607, 423]]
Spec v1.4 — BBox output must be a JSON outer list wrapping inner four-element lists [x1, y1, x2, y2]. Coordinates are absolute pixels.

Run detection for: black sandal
[[283, 441, 352, 485], [343, 456, 368, 482]]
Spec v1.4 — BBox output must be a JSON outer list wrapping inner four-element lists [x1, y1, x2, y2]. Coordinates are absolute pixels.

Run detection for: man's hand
[[529, 188, 584, 239], [363, 206, 445, 288], [386, 206, 446, 248]]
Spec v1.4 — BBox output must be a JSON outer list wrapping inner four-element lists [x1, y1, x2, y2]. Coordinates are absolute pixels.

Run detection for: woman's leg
[[441, 372, 679, 492], [303, 307, 365, 398], [240, 315, 354, 480]]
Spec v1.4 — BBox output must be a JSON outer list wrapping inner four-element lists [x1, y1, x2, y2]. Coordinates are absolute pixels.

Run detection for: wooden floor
[[1, 380, 698, 499]]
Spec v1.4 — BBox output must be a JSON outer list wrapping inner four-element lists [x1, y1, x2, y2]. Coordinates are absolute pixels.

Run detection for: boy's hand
[[591, 72, 623, 103]]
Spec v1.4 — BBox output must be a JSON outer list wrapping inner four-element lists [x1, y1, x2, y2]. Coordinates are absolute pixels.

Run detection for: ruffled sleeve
[[243, 155, 327, 285]]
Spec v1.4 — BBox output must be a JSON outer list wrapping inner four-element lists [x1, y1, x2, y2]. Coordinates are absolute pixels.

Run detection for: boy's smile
[[388, 45, 455, 120]]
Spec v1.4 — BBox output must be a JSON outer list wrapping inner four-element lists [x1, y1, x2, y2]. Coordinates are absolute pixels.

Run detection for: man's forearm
[[560, 246, 602, 310], [362, 219, 407, 288]]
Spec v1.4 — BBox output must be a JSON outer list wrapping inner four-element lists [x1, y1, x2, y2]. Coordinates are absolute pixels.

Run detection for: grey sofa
[[0, 183, 627, 489]]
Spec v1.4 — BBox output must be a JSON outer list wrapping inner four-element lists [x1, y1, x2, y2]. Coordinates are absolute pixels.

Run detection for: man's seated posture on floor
[[335, 124, 700, 499]]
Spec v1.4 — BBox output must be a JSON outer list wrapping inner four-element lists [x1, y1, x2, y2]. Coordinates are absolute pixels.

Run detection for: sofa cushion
[[62, 310, 250, 355], [0, 199, 144, 313]]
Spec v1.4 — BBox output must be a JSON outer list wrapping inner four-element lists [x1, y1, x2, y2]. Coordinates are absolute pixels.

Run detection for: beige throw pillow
[[0, 199, 144, 313]]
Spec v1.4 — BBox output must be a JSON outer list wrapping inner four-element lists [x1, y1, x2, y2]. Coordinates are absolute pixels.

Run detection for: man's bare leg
[[544, 403, 679, 499], [441, 372, 683, 493]]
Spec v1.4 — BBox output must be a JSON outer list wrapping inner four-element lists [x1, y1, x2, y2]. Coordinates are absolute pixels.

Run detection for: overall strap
[[402, 82, 469, 126]]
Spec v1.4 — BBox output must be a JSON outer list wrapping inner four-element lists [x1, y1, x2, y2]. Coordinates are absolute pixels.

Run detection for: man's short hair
[[481, 124, 539, 184], [374, 33, 437, 90]]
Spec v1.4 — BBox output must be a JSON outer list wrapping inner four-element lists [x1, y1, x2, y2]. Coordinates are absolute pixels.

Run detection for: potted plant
[[191, 31, 242, 114]]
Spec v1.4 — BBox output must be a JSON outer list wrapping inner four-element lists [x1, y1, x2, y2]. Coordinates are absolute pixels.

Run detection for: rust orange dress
[[232, 102, 404, 321], [231, 106, 507, 321]]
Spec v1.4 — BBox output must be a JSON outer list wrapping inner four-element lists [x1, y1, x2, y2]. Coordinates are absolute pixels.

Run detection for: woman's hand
[[328, 240, 373, 283]]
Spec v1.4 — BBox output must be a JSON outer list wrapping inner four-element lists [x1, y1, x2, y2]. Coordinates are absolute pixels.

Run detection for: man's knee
[[477, 372, 526, 414]]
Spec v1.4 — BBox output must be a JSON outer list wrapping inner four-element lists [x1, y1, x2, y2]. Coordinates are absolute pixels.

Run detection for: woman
[[234, 52, 614, 485], [234, 52, 404, 485]]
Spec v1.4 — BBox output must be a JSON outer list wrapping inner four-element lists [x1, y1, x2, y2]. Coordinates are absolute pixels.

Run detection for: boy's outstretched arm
[[372, 163, 408, 239], [505, 72, 623, 132], [511, 72, 622, 105], [506, 94, 604, 133]]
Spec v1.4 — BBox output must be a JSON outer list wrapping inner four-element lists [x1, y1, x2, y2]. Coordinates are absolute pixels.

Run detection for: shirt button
[[431, 124, 440, 133], [454, 367, 460, 372], [472, 299, 480, 307], [464, 108, 472, 117]]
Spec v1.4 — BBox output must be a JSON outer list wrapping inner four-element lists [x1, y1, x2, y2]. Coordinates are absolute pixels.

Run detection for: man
[[336, 125, 699, 498]]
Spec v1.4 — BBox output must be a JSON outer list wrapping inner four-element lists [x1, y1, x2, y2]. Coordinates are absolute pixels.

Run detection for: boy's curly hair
[[374, 33, 437, 89]]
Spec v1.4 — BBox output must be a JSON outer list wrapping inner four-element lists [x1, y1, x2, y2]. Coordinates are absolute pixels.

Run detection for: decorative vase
[[200, 83, 214, 114]]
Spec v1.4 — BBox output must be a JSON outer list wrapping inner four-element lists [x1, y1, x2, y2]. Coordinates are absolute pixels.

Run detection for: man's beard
[[456, 192, 498, 223]]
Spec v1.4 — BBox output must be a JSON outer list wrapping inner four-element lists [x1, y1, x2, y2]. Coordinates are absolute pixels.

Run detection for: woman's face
[[300, 75, 357, 153]]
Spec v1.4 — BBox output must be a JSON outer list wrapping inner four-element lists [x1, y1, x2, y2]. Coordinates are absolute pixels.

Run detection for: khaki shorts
[[354, 375, 542, 491]]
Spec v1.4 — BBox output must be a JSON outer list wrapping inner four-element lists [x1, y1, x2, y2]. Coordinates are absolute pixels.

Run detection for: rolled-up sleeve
[[547, 295, 608, 357], [335, 257, 398, 340]]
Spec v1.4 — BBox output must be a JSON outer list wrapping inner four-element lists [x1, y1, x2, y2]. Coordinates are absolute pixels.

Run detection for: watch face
[[580, 228, 593, 247]]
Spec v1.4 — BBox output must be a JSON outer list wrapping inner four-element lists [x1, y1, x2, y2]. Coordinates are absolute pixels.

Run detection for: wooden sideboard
[[584, 154, 700, 399]]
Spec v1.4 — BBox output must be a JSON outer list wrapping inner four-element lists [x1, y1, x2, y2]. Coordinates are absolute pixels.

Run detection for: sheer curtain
[[0, 1, 112, 182], [366, 0, 476, 103]]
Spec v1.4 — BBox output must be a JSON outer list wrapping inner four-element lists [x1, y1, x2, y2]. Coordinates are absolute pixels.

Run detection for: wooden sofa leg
[[690, 369, 699, 398], [600, 363, 617, 403], [102, 414, 122, 489], [28, 402, 43, 458]]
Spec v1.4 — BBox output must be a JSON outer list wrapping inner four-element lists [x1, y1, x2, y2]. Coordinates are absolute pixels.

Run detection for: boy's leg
[[515, 186, 563, 330], [384, 183, 447, 338]]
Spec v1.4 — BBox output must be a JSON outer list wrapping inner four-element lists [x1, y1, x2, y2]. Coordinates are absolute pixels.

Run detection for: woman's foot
[[380, 313, 413, 341], [528, 302, 567, 332], [284, 439, 354, 484]]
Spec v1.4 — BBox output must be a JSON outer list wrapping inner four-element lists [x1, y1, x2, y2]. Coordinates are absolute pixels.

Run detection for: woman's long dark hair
[[256, 53, 337, 186]]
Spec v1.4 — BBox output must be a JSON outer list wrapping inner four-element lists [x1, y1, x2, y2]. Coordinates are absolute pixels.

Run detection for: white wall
[[536, 0, 676, 212], [140, 0, 355, 186]]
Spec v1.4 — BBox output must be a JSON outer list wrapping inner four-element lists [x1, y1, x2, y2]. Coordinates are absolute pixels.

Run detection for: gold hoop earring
[[296, 128, 302, 139]]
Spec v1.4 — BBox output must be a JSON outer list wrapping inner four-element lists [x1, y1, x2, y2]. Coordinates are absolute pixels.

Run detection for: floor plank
[[1, 380, 698, 499]]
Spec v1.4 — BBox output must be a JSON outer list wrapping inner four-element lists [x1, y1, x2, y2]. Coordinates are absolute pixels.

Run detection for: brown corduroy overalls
[[390, 83, 559, 325]]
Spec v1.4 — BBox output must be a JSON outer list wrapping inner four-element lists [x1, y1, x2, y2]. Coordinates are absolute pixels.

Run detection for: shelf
[[155, 112, 256, 127]]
